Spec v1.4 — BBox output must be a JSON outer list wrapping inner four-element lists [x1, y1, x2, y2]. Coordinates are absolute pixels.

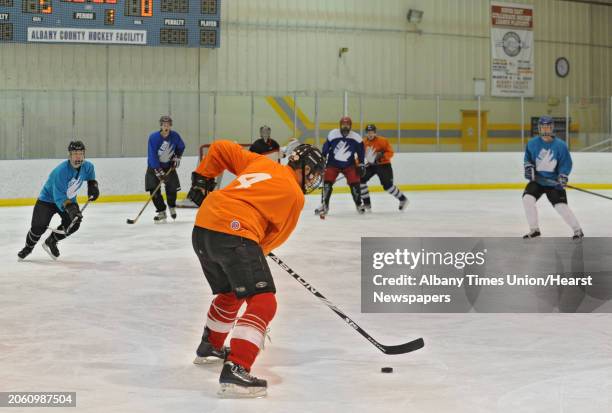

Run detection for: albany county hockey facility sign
[[27, 27, 146, 45], [361, 238, 612, 313], [490, 2, 534, 97]]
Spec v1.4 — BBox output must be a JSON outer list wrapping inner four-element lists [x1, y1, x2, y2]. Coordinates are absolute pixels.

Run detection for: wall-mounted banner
[[27, 27, 146, 45], [361, 237, 612, 313], [490, 2, 534, 97]]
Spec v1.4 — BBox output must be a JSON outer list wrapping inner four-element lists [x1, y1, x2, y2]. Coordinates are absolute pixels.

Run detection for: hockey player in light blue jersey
[[17, 141, 99, 261], [522, 116, 583, 240]]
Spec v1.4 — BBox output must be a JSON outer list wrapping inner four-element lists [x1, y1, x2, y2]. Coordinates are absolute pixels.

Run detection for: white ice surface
[[2, 190, 611, 413]]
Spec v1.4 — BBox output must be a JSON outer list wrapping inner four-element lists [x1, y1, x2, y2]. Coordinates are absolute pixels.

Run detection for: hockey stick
[[541, 178, 612, 201], [268, 253, 425, 355], [126, 167, 174, 224], [48, 197, 94, 235]]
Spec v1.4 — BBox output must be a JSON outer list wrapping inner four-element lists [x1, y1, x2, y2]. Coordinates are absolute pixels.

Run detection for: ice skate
[[153, 210, 167, 223], [315, 204, 329, 219], [218, 361, 267, 399], [314, 204, 326, 215], [572, 229, 584, 242], [193, 328, 229, 365], [399, 196, 409, 211], [42, 237, 59, 260], [522, 229, 541, 239], [176, 198, 198, 208], [17, 246, 33, 261], [169, 207, 177, 220]]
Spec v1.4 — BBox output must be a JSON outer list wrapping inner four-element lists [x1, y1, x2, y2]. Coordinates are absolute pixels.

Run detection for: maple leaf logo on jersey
[[333, 141, 352, 162], [158, 141, 175, 163], [66, 177, 83, 199], [536, 149, 557, 172], [365, 147, 377, 165]]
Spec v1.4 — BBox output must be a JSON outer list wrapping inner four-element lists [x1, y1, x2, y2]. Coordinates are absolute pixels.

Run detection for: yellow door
[[460, 110, 488, 151]]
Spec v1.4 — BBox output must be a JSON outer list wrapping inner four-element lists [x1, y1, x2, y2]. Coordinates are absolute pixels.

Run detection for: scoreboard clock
[[0, 0, 220, 47]]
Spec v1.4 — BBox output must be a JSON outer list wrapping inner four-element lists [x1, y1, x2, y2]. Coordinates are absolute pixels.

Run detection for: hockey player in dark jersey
[[17, 141, 99, 261], [360, 124, 408, 211], [145, 115, 185, 222], [522, 116, 583, 240], [315, 116, 365, 217], [249, 125, 280, 155]]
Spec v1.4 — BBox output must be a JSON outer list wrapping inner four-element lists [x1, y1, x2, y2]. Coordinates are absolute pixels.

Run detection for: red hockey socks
[[205, 292, 244, 350], [228, 292, 277, 370]]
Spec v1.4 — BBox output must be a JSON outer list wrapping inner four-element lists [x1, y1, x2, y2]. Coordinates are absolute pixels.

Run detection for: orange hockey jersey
[[364, 135, 394, 166], [194, 140, 305, 255]]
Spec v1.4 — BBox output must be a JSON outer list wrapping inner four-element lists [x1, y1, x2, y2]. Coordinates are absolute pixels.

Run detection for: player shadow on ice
[[16, 258, 108, 269], [141, 219, 195, 227], [312, 210, 408, 220], [259, 345, 344, 372], [85, 361, 222, 393], [85, 359, 285, 394]]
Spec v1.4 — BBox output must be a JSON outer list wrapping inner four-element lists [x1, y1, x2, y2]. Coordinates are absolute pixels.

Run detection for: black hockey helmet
[[68, 140, 86, 167], [365, 124, 377, 133], [288, 144, 325, 194], [68, 140, 86, 152], [159, 115, 173, 126]]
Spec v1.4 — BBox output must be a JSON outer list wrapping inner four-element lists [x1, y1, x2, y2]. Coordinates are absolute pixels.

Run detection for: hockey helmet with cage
[[538, 116, 554, 136], [159, 115, 173, 126], [339, 116, 352, 137], [339, 116, 352, 129], [288, 144, 325, 194], [68, 140, 86, 167]]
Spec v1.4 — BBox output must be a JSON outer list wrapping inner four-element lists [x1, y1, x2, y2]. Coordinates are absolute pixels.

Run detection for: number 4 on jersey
[[235, 173, 272, 189]]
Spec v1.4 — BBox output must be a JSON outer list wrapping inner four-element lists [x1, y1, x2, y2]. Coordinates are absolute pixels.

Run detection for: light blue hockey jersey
[[524, 136, 572, 187], [39, 160, 96, 211]]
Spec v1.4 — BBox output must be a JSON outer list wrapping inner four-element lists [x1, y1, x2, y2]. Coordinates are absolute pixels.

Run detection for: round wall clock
[[555, 57, 570, 78]]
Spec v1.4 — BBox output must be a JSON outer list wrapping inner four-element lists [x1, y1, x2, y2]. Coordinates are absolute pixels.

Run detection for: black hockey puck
[[381, 367, 393, 373]]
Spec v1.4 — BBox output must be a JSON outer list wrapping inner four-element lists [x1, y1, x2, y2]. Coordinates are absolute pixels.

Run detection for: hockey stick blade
[[332, 306, 424, 355], [380, 337, 424, 355], [268, 253, 424, 355], [126, 218, 136, 224]]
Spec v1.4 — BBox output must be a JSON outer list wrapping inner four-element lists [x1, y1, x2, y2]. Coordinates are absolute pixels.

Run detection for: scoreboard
[[0, 0, 220, 47]]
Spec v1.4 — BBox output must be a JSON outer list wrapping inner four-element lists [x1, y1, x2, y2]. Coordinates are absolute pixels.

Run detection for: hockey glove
[[87, 180, 99, 201], [154, 168, 166, 182], [172, 156, 181, 169], [375, 151, 385, 164], [64, 201, 82, 223], [524, 163, 535, 181], [189, 172, 216, 206], [557, 174, 569, 189]]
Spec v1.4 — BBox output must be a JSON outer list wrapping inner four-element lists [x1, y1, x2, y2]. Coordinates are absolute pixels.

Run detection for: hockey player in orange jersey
[[360, 124, 408, 211], [187, 140, 325, 398]]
